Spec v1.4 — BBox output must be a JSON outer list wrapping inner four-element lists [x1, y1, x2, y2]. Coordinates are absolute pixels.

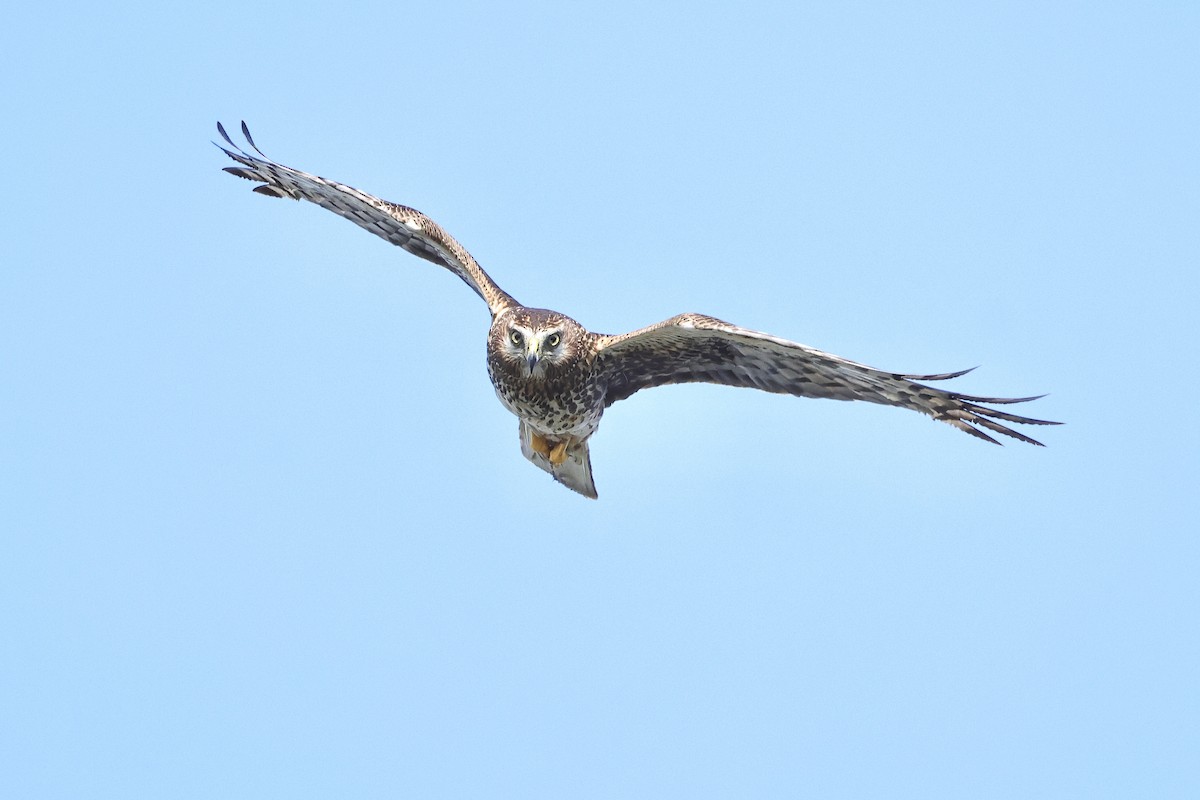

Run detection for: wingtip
[[252, 184, 288, 198], [222, 166, 258, 180], [241, 120, 268, 157], [955, 420, 1002, 446], [216, 120, 236, 149], [901, 366, 978, 382], [957, 392, 1048, 405]]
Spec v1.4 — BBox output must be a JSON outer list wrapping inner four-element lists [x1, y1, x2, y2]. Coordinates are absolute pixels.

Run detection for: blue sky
[[2, 2, 1197, 797]]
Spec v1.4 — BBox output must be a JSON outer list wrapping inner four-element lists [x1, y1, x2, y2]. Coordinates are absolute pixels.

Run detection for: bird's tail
[[519, 422, 598, 499]]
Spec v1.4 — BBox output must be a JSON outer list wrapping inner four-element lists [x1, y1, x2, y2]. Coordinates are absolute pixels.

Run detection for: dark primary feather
[[215, 121, 516, 316], [239, 120, 268, 157], [595, 313, 1060, 446], [251, 184, 288, 198]]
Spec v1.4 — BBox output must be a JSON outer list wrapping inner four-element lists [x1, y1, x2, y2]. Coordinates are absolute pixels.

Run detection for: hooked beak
[[525, 346, 540, 374]]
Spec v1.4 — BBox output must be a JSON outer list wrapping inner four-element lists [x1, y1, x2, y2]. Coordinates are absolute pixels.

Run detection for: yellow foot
[[548, 439, 570, 466], [529, 431, 552, 459]]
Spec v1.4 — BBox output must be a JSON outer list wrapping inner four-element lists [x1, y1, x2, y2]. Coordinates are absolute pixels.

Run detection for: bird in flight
[[215, 122, 1059, 498]]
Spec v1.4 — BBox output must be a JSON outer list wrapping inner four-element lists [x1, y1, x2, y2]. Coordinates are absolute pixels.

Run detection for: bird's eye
[[510, 330, 523, 346], [546, 333, 561, 348]]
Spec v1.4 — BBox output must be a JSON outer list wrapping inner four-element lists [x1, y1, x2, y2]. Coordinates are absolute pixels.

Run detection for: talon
[[529, 431, 552, 459], [548, 439, 570, 466]]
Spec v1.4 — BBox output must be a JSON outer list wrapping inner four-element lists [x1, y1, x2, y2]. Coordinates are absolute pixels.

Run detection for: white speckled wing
[[216, 121, 516, 317], [595, 313, 1060, 445]]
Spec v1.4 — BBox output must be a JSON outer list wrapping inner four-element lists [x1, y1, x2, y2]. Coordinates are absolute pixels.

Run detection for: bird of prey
[[215, 122, 1059, 498]]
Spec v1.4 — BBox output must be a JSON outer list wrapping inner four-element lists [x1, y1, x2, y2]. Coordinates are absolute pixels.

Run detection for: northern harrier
[[215, 122, 1059, 498]]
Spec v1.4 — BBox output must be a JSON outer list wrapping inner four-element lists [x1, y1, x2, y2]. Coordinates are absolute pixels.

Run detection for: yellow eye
[[546, 333, 561, 348], [510, 330, 523, 346]]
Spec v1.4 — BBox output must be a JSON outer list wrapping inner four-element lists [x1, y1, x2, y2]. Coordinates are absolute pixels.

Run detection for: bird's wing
[[594, 313, 1060, 445], [215, 121, 517, 317]]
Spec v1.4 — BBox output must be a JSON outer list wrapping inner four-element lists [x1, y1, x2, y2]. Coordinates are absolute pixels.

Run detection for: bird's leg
[[529, 430, 570, 466], [548, 439, 570, 466], [528, 431, 553, 460]]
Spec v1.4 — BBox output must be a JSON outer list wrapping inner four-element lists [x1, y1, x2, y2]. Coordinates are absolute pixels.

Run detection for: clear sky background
[[2, 2, 1196, 797]]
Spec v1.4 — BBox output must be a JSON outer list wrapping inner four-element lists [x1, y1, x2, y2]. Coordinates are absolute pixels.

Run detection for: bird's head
[[492, 309, 583, 379]]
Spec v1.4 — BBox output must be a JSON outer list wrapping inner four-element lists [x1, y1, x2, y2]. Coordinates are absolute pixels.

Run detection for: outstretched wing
[[594, 313, 1060, 445], [215, 121, 516, 317]]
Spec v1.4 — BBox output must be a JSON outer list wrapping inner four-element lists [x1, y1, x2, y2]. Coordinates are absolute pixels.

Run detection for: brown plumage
[[216, 122, 1060, 498]]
